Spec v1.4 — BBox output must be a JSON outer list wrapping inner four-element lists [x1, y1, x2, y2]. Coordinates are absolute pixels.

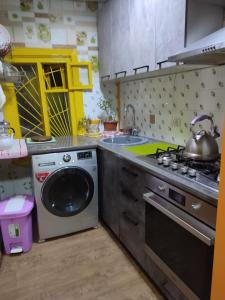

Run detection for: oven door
[[143, 192, 215, 300]]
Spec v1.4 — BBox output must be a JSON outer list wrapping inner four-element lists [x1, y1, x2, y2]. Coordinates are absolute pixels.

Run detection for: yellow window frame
[[67, 62, 93, 90], [2, 48, 93, 138]]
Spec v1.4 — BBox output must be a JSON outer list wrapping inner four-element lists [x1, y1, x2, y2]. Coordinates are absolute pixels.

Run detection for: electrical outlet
[[150, 114, 155, 124]]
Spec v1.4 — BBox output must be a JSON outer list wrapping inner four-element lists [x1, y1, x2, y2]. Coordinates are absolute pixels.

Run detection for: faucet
[[124, 104, 140, 136]]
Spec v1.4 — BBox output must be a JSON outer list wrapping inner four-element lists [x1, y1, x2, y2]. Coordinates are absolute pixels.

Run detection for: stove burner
[[144, 144, 220, 191], [155, 145, 185, 158]]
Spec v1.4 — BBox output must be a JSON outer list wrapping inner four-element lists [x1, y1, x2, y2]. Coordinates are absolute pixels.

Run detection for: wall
[[119, 65, 225, 150], [0, 0, 108, 199], [0, 0, 106, 119]]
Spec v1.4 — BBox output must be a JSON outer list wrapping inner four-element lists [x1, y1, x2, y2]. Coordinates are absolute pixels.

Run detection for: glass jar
[[88, 119, 100, 135]]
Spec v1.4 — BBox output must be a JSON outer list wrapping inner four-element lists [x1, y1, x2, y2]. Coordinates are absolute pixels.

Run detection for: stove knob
[[157, 157, 163, 164], [188, 168, 197, 177], [63, 154, 71, 162], [163, 160, 171, 167], [181, 166, 188, 174], [171, 162, 178, 170]]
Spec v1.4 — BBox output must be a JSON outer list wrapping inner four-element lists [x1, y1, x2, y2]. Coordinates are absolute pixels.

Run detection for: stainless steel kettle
[[184, 114, 220, 161]]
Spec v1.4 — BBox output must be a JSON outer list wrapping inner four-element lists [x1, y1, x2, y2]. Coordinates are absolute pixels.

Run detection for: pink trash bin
[[0, 195, 34, 254]]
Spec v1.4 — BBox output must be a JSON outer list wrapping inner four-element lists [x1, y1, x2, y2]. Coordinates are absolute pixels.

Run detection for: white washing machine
[[32, 149, 98, 240]]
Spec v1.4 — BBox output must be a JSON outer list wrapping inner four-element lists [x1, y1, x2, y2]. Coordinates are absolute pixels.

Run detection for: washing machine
[[32, 149, 98, 240]]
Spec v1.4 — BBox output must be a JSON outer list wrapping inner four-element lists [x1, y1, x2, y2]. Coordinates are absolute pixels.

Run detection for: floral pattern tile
[[33, 0, 49, 13], [119, 65, 225, 150]]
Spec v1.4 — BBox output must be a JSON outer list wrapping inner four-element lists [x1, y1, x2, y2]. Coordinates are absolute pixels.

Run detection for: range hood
[[168, 27, 225, 65]]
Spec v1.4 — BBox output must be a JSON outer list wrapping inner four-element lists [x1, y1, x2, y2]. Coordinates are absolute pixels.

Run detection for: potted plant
[[97, 97, 118, 131]]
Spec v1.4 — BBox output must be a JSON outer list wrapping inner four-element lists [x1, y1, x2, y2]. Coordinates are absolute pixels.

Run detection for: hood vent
[[168, 27, 225, 65]]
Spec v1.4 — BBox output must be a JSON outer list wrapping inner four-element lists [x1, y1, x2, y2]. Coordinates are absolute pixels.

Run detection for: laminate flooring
[[0, 225, 164, 300]]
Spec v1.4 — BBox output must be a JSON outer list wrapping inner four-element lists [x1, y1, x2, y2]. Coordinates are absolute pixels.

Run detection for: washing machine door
[[41, 167, 94, 217]]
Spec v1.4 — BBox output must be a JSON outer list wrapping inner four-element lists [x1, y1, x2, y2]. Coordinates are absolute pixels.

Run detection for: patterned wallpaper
[[0, 158, 33, 201], [0, 0, 105, 199], [119, 65, 225, 150], [0, 0, 104, 119]]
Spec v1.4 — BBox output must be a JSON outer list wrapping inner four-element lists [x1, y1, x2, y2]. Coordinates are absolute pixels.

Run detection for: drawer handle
[[122, 166, 138, 177], [191, 203, 202, 210], [123, 212, 139, 226], [121, 189, 138, 202], [101, 75, 110, 80], [133, 65, 149, 74], [115, 71, 127, 78], [157, 59, 168, 69], [158, 185, 166, 191]]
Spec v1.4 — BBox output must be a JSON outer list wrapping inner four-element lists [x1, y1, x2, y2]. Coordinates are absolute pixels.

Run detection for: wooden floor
[[0, 225, 164, 300]]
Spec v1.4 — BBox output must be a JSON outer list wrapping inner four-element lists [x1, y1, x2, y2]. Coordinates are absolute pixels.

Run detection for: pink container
[[0, 195, 34, 254]]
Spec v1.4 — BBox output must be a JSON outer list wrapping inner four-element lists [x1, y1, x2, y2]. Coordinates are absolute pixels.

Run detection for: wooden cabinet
[[98, 0, 224, 78], [119, 160, 146, 266], [98, 149, 190, 298], [99, 149, 146, 266], [111, 0, 132, 76], [155, 0, 186, 68], [98, 149, 120, 236], [97, 0, 113, 78], [129, 0, 156, 72], [155, 0, 224, 68], [98, 0, 156, 78]]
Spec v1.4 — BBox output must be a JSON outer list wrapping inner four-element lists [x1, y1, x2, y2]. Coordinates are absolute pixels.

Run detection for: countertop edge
[[97, 143, 218, 206], [27, 136, 218, 205]]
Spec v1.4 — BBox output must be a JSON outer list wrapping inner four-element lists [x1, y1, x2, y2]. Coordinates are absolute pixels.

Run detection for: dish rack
[[0, 60, 25, 85]]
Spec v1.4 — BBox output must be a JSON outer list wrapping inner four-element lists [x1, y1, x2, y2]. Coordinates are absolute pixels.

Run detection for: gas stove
[[140, 145, 220, 193]]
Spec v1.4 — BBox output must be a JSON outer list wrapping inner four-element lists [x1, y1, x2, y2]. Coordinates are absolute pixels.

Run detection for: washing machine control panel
[[77, 151, 92, 160], [63, 154, 71, 162]]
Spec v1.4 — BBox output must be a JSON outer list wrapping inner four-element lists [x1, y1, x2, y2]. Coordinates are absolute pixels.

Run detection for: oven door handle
[[143, 192, 215, 246]]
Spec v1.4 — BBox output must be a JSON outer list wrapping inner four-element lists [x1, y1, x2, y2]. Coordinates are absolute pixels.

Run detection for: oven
[[143, 175, 216, 300]]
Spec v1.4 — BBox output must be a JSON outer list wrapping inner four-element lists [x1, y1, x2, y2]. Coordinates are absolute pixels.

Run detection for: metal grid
[[15, 65, 44, 137], [14, 63, 72, 137], [46, 92, 72, 136]]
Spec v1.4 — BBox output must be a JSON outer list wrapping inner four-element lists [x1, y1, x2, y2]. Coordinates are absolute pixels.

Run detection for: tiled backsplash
[[0, 0, 104, 119], [0, 1, 224, 148], [0, 0, 105, 198], [0, 159, 33, 200], [119, 66, 225, 150]]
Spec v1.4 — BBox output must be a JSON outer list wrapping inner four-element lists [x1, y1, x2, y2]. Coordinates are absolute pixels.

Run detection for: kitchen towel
[[123, 142, 177, 156], [0, 139, 28, 159]]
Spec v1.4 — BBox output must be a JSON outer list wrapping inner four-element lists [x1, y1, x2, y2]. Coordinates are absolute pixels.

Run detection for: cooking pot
[[184, 114, 220, 161]]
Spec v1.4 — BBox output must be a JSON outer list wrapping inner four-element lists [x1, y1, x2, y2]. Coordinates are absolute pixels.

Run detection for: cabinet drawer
[[120, 181, 146, 202], [120, 161, 146, 191], [120, 185, 145, 221], [119, 210, 145, 266]]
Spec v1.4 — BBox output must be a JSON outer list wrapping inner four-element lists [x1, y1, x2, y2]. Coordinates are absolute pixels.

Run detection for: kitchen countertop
[[98, 141, 218, 206], [27, 135, 218, 205], [27, 135, 98, 155]]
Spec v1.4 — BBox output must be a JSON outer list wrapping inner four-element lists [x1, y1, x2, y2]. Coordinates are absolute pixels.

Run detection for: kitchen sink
[[101, 135, 148, 146]]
